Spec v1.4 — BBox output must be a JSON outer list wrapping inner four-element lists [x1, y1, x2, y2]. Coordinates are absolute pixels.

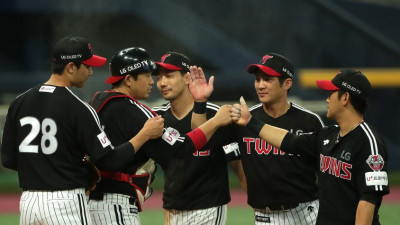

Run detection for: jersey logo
[[366, 154, 384, 171], [162, 127, 181, 146], [340, 150, 351, 161], [97, 131, 111, 148], [365, 171, 388, 186], [39, 85, 56, 93], [323, 139, 329, 145]]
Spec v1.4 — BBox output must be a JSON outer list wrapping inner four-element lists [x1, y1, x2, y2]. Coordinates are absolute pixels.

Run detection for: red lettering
[[331, 158, 342, 177], [340, 162, 352, 180], [243, 137, 255, 154]]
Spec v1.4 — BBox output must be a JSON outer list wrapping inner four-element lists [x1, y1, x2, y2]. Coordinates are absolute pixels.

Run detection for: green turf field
[[1, 204, 399, 225]]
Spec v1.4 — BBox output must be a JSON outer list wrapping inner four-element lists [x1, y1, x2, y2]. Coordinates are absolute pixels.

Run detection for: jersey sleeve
[[1, 101, 18, 170], [281, 131, 320, 160], [354, 125, 389, 197]]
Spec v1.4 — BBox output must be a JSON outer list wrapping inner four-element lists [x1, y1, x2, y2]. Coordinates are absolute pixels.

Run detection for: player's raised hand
[[188, 66, 214, 102], [231, 96, 252, 126], [142, 116, 164, 139]]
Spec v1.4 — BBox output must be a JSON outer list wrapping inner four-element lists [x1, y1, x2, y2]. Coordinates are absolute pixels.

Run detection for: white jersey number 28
[[19, 116, 58, 154]]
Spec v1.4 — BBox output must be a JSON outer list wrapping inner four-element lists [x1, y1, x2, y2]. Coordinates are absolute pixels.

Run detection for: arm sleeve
[[94, 142, 136, 171], [280, 131, 319, 160], [360, 192, 382, 205], [1, 104, 18, 170], [354, 131, 389, 197]]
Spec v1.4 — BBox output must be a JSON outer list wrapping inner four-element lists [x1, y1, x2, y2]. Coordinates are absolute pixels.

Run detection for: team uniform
[[232, 103, 324, 224], [1, 85, 137, 225], [281, 121, 389, 225], [88, 91, 208, 225], [152, 102, 240, 225]]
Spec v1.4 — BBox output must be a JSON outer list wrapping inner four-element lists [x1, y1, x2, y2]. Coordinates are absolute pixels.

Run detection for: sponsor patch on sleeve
[[162, 127, 181, 146], [97, 131, 111, 148], [223, 142, 240, 156], [365, 171, 388, 186]]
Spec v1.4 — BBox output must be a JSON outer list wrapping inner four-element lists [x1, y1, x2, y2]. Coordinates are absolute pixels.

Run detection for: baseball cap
[[316, 69, 372, 99], [247, 53, 294, 78], [52, 36, 106, 67], [154, 52, 191, 74]]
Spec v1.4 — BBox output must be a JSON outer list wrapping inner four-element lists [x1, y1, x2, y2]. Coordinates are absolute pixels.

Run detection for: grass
[[1, 204, 399, 225]]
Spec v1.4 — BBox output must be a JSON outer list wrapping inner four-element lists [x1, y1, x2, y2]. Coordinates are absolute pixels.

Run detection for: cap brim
[[246, 64, 281, 76], [155, 62, 183, 71], [105, 75, 125, 84], [82, 55, 107, 67], [316, 80, 340, 91]]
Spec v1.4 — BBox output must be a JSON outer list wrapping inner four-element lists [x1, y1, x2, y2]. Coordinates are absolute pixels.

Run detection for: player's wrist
[[245, 117, 264, 135], [193, 101, 207, 114]]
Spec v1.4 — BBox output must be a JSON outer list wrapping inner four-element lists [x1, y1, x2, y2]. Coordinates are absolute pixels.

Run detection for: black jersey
[[281, 122, 389, 225], [153, 102, 239, 210], [89, 91, 203, 198], [1, 85, 136, 190], [233, 103, 324, 208]]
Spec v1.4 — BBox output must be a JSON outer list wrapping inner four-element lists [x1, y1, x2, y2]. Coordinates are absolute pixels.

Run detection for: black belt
[[265, 203, 299, 211], [89, 192, 137, 205]]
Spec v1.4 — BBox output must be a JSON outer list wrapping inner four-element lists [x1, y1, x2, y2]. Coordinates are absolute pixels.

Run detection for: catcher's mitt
[[83, 155, 101, 193]]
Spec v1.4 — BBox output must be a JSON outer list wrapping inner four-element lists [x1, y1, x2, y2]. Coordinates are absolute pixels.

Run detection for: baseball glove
[[83, 155, 101, 193]]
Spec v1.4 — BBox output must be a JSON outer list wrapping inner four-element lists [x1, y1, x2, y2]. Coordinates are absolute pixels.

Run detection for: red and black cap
[[154, 52, 191, 74], [52, 36, 106, 67], [316, 69, 372, 99], [106, 47, 156, 84], [247, 53, 294, 78]]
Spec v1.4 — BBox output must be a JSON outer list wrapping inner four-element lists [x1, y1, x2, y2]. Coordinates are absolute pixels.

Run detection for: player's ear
[[284, 78, 293, 90], [65, 62, 75, 74], [184, 72, 190, 85]]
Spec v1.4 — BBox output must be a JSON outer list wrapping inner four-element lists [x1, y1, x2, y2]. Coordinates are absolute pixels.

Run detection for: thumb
[[240, 96, 247, 107], [208, 76, 215, 88]]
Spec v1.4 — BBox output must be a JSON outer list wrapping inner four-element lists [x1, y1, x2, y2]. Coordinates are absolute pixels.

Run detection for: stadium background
[[1, 0, 400, 224]]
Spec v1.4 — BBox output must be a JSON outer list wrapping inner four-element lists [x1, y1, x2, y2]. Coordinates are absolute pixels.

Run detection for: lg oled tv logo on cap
[[60, 54, 83, 60], [341, 82, 361, 94]]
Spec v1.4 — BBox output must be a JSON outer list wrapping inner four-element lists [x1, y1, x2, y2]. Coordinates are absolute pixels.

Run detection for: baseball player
[[233, 69, 390, 225], [190, 53, 324, 224], [87, 47, 233, 225], [0, 36, 164, 225], [151, 52, 247, 225]]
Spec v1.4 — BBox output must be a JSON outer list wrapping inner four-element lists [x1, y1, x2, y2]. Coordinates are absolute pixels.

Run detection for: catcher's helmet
[[105, 47, 156, 84]]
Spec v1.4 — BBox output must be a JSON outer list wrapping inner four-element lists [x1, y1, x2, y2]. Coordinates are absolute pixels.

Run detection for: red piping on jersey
[[91, 91, 157, 116], [187, 128, 207, 152]]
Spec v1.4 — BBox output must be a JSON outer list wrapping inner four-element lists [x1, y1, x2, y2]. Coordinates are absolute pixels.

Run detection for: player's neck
[[262, 100, 290, 118], [336, 113, 364, 137], [170, 92, 194, 120], [46, 73, 72, 88]]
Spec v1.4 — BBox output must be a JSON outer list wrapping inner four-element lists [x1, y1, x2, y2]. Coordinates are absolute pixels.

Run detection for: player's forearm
[[129, 130, 151, 152], [246, 117, 288, 149], [197, 116, 222, 142], [355, 200, 375, 225]]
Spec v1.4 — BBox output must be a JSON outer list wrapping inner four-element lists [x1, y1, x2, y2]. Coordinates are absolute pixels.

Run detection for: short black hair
[[51, 62, 82, 75], [111, 73, 139, 89], [338, 89, 368, 114]]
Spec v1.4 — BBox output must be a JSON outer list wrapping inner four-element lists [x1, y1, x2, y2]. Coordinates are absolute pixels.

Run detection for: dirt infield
[[1, 187, 400, 213]]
